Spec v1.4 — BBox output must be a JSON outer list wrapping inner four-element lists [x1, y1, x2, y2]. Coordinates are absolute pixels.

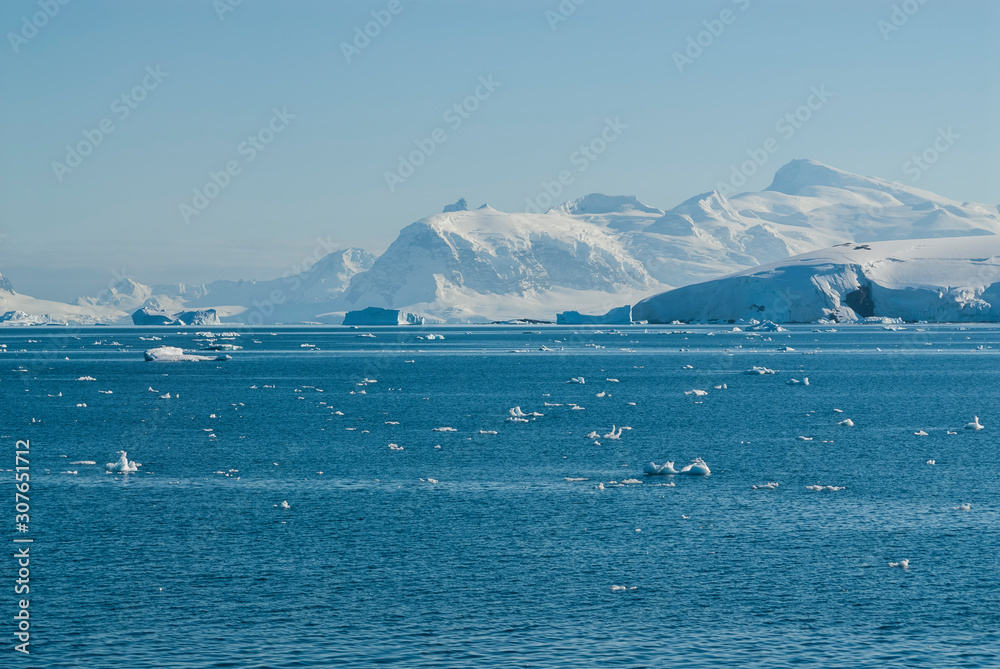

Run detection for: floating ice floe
[[98, 390, 113, 394], [105, 451, 139, 473], [914, 430, 929, 436], [159, 393, 171, 399], [745, 366, 776, 375], [567, 377, 585, 384], [388, 443, 404, 451], [786, 378, 809, 386], [586, 431, 600, 439], [479, 430, 497, 435], [77, 376, 96, 381], [76, 403, 87, 408], [70, 460, 96, 465], [837, 419, 855, 427], [746, 320, 785, 332], [596, 482, 605, 490], [606, 378, 619, 382], [926, 459, 936, 465], [797, 436, 813, 441], [954, 503, 971, 511], [753, 482, 779, 490], [888, 559, 909, 569], [643, 458, 710, 476], [432, 427, 457, 432], [280, 501, 290, 509], [621, 478, 642, 484], [833, 408, 843, 413], [805, 484, 844, 491], [644, 461, 678, 475], [713, 384, 728, 390], [506, 406, 542, 422], [144, 346, 228, 362], [965, 416, 984, 431], [685, 389, 708, 396]]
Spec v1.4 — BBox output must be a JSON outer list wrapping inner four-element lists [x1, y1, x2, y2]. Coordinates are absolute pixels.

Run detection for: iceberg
[[556, 305, 632, 325], [105, 451, 139, 473], [131, 307, 219, 325], [144, 346, 228, 362], [342, 307, 425, 326]]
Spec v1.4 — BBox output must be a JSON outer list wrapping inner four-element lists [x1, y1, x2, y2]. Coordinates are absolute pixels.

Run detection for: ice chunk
[[643, 461, 679, 475], [837, 419, 855, 427], [965, 416, 984, 431], [678, 458, 711, 475], [144, 346, 226, 362], [105, 451, 139, 473]]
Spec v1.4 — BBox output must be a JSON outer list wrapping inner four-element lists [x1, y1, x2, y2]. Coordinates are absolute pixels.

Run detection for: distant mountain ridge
[[4, 159, 1000, 324]]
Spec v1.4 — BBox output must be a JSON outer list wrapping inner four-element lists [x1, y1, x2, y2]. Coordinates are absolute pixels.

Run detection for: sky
[[1, 0, 998, 300]]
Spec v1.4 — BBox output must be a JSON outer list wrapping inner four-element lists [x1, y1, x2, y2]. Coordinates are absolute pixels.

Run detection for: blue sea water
[[2, 324, 999, 668]]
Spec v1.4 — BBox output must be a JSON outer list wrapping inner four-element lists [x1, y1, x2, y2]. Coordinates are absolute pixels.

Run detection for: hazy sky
[[2, 0, 998, 300]]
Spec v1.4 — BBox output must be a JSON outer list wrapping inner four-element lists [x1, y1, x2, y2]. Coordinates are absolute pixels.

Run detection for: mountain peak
[[767, 159, 881, 195], [443, 198, 468, 213], [555, 193, 663, 216], [0, 273, 13, 293]]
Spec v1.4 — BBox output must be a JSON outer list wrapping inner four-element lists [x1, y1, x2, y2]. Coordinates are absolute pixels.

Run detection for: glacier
[[633, 236, 1000, 323]]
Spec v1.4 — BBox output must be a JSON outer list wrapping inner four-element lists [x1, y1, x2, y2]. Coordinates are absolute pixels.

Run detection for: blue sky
[[1, 0, 998, 299]]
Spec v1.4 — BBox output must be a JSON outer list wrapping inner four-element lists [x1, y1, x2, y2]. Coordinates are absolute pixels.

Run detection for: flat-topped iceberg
[[132, 307, 220, 325], [342, 307, 425, 326], [144, 346, 228, 362], [556, 305, 632, 325]]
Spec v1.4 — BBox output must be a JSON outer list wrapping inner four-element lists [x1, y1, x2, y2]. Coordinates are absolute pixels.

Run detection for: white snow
[[635, 236, 1000, 324]]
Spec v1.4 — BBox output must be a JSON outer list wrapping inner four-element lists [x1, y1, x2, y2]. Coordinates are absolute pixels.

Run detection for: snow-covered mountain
[[335, 204, 658, 321], [156, 247, 375, 307], [633, 236, 1000, 323], [1, 273, 124, 325], [7, 159, 1000, 324], [332, 161, 999, 320]]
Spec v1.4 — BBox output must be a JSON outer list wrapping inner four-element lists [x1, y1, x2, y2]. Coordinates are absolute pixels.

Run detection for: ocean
[[3, 324, 999, 668]]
